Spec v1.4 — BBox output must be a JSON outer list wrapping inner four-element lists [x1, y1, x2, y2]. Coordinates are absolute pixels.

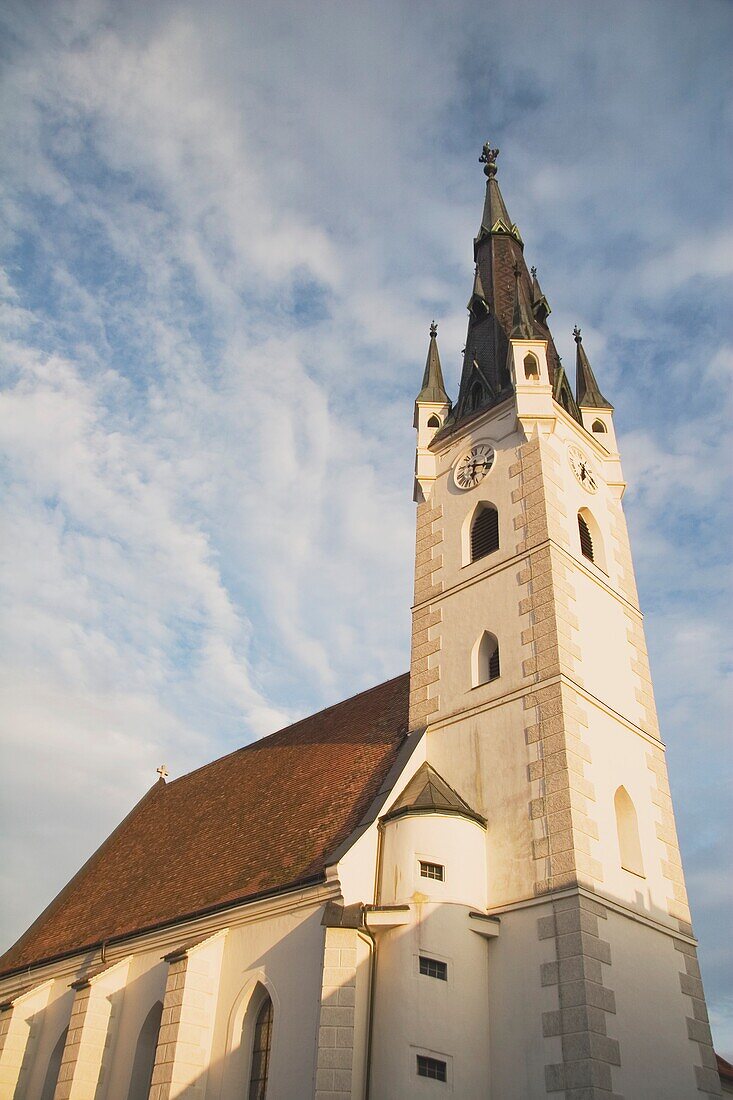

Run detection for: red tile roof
[[0, 673, 410, 979]]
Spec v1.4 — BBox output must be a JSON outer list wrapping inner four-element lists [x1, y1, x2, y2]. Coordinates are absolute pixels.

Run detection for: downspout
[[357, 922, 377, 1100], [363, 820, 385, 1099]]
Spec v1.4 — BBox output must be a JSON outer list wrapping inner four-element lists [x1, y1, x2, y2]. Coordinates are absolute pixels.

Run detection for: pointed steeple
[[438, 143, 567, 433], [416, 321, 450, 405], [530, 266, 551, 325], [477, 143, 523, 246], [574, 326, 613, 409]]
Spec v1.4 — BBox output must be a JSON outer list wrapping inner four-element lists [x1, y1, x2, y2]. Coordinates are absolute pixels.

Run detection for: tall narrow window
[[524, 352, 539, 380], [578, 512, 594, 561], [614, 787, 645, 877], [471, 504, 499, 561], [40, 1028, 67, 1100], [127, 1002, 163, 1100], [474, 631, 500, 687], [248, 994, 274, 1100], [468, 380, 483, 412]]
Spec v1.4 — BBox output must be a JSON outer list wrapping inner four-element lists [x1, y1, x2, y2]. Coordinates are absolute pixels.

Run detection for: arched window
[[523, 352, 539, 380], [614, 787, 644, 877], [427, 414, 441, 428], [248, 994, 274, 1100], [468, 380, 483, 412], [591, 418, 607, 433], [578, 512, 594, 561], [473, 631, 500, 687], [40, 1027, 67, 1100], [471, 504, 499, 561], [127, 1001, 163, 1100]]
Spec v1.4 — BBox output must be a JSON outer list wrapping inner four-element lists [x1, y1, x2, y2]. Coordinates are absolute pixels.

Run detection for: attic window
[[419, 956, 448, 981], [578, 513, 594, 561], [524, 352, 539, 380], [427, 415, 441, 428], [417, 1055, 447, 1082], [592, 419, 607, 433], [419, 860, 445, 882]]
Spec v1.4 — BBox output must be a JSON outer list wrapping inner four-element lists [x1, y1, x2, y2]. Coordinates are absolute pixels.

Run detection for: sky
[[0, 0, 731, 1056]]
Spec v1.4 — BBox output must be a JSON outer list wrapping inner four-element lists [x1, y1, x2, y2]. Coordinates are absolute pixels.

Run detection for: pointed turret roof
[[574, 326, 613, 409], [415, 321, 450, 405], [382, 762, 486, 826], [530, 266, 551, 325]]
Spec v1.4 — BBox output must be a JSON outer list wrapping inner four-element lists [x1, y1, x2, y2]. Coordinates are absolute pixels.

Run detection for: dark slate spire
[[574, 326, 613, 409], [438, 143, 566, 433], [530, 266, 551, 325], [416, 321, 450, 405]]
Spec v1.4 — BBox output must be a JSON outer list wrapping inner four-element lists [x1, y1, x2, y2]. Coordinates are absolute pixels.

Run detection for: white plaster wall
[[209, 906, 326, 1100], [369, 905, 491, 1099], [102, 952, 167, 1100], [486, 903, 561, 1099], [426, 700, 537, 907], [17, 980, 74, 1100], [378, 814, 487, 910], [580, 703, 678, 922], [604, 910, 698, 1098]]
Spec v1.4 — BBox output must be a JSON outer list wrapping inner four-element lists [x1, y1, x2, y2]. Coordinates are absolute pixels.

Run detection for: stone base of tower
[[487, 890, 721, 1099]]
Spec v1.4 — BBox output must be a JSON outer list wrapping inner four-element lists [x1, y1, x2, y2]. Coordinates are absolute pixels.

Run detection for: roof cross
[[157, 764, 169, 780]]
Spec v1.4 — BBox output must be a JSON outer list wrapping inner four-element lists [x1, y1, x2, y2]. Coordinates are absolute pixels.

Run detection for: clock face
[[568, 445, 598, 493], [454, 443, 495, 490]]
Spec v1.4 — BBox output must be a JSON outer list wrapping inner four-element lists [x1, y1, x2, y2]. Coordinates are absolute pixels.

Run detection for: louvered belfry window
[[578, 513, 594, 562], [471, 506, 499, 561], [488, 644, 500, 681]]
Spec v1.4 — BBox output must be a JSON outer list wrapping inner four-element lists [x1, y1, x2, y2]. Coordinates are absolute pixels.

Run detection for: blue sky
[[1, 0, 731, 1055]]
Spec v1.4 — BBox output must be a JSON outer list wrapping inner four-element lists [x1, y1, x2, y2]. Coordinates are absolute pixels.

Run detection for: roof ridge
[[165, 671, 411, 788]]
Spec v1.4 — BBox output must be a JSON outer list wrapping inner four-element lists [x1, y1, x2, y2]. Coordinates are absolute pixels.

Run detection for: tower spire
[[415, 321, 450, 405], [441, 143, 565, 432], [574, 326, 613, 409]]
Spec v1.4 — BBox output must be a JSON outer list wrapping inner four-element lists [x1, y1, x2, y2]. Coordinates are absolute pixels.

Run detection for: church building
[[0, 145, 724, 1099]]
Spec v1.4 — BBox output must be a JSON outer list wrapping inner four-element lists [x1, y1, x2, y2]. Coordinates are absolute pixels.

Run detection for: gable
[[0, 674, 410, 978]]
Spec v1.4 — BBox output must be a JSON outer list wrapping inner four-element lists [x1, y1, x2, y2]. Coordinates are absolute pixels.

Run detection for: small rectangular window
[[419, 956, 448, 981], [417, 1054, 447, 1081], [419, 860, 444, 881]]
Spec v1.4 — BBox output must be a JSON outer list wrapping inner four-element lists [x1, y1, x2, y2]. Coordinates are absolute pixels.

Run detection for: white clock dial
[[454, 443, 495, 490], [568, 445, 598, 493]]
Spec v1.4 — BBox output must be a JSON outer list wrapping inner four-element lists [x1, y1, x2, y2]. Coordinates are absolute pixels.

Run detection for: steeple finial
[[430, 320, 438, 339], [479, 142, 499, 178], [574, 326, 613, 409]]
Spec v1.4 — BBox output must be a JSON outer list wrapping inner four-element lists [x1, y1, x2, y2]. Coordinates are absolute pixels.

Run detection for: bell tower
[[408, 145, 720, 1098]]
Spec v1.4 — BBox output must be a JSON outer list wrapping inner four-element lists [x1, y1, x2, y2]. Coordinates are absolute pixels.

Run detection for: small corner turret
[[414, 322, 451, 502]]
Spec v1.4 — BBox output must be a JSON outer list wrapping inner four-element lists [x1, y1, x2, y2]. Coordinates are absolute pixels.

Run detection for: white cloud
[[0, 0, 731, 1055]]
